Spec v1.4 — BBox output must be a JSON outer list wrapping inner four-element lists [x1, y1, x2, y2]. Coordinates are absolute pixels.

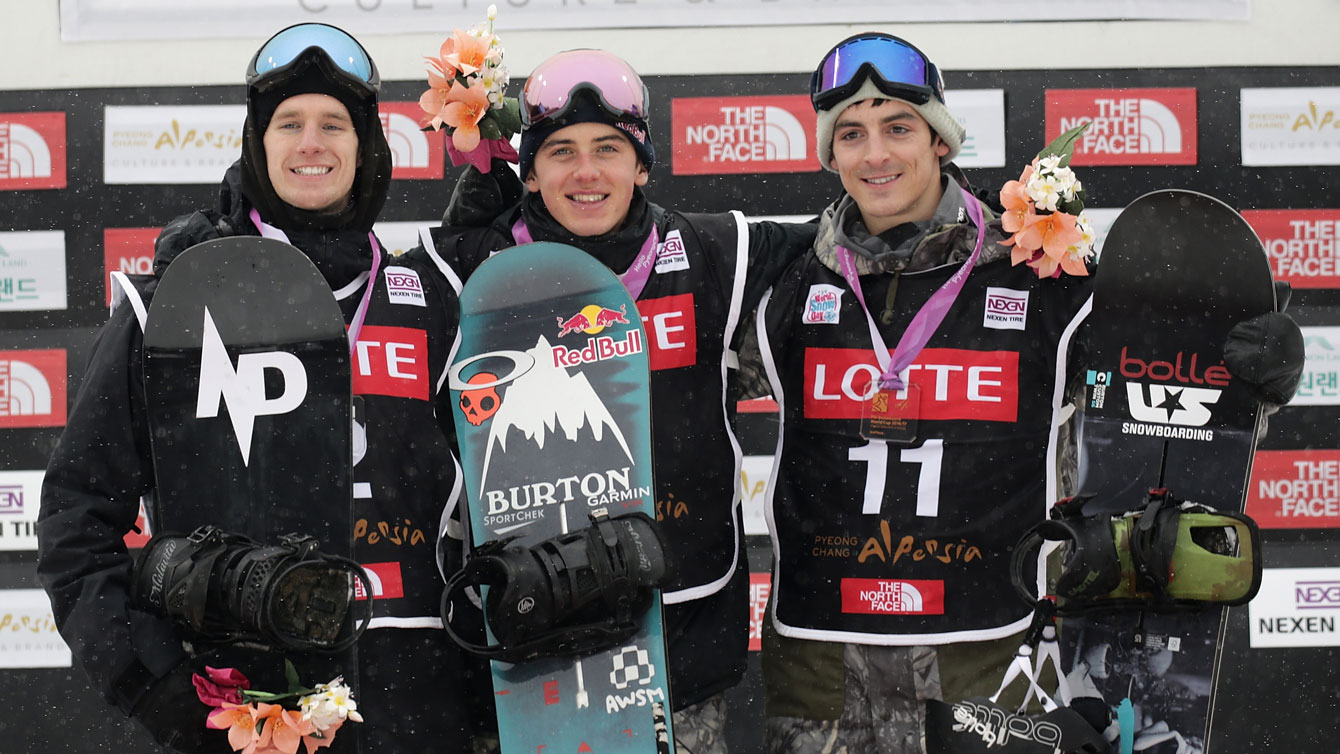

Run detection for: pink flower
[[194, 666, 251, 707]]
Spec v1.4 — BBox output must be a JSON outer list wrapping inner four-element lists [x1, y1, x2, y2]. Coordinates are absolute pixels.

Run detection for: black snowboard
[[142, 236, 357, 745], [1060, 190, 1274, 754]]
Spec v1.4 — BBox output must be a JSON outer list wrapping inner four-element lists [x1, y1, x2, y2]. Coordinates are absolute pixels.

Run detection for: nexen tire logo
[[196, 308, 308, 465]]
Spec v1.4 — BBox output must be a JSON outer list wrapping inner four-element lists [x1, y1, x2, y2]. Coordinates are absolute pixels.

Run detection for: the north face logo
[[1047, 88, 1197, 166]]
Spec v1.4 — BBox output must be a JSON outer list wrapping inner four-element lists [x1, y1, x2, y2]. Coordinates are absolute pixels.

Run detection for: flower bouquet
[[418, 4, 521, 173], [194, 662, 362, 754], [999, 123, 1096, 279]]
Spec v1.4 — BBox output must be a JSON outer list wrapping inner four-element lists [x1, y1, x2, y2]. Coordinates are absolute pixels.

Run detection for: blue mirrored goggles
[[247, 23, 379, 94], [810, 33, 945, 112]]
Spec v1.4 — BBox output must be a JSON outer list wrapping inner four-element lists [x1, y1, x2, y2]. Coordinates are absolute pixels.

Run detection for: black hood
[[239, 51, 392, 232]]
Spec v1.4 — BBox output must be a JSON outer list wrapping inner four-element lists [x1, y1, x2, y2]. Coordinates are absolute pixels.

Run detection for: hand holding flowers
[[193, 662, 362, 754], [418, 4, 521, 173], [999, 123, 1096, 279]]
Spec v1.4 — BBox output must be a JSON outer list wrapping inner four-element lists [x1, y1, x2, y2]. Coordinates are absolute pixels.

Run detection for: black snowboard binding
[[1012, 489, 1262, 616], [442, 509, 673, 663], [131, 525, 373, 652]]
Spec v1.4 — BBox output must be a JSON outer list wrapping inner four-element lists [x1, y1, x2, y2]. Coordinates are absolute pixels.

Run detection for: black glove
[[132, 661, 217, 754], [442, 159, 524, 228], [1223, 311, 1305, 406], [153, 210, 232, 276]]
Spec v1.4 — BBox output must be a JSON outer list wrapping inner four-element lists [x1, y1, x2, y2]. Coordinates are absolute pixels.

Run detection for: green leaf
[[1036, 122, 1090, 167], [284, 660, 302, 694], [499, 97, 522, 135], [479, 119, 502, 140]]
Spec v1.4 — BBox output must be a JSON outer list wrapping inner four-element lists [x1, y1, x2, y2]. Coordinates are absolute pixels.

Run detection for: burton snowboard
[[142, 236, 358, 744], [1059, 190, 1275, 753], [448, 242, 674, 753]]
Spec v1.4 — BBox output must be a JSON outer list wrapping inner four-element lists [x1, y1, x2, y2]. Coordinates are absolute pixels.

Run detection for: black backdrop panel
[[2, 65, 1338, 753]]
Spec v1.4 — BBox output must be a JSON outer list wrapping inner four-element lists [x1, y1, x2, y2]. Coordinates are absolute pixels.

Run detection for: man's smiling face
[[525, 121, 649, 237]]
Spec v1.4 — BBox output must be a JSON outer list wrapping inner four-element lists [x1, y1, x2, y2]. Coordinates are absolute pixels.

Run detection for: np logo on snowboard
[[196, 307, 309, 465]]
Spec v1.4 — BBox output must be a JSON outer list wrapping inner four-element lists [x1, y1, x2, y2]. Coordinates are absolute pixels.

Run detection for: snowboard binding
[[1012, 489, 1263, 616], [442, 508, 673, 663], [131, 525, 373, 653]]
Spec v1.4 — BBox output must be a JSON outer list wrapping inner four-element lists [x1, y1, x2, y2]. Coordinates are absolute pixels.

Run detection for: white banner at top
[[59, 0, 1250, 41]]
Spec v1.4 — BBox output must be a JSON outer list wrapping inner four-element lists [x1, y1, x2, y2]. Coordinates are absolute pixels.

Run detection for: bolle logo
[[0, 122, 53, 179], [196, 308, 309, 465], [1047, 88, 1197, 166], [672, 95, 818, 175], [1125, 383, 1220, 426], [1119, 347, 1231, 386]]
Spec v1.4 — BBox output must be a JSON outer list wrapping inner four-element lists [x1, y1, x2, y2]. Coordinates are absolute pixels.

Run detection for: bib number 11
[[848, 438, 943, 518]]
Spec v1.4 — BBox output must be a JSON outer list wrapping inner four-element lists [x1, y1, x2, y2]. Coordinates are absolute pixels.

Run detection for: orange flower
[[1035, 212, 1083, 260], [445, 28, 493, 76], [207, 702, 259, 753], [301, 718, 346, 754], [440, 82, 492, 152], [271, 707, 314, 754]]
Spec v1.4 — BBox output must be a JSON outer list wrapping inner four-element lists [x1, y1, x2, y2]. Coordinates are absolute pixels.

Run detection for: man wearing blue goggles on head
[[747, 31, 1303, 754], [38, 23, 479, 754]]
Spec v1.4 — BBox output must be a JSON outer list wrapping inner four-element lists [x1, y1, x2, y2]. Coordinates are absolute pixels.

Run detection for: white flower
[[300, 677, 364, 732], [1037, 154, 1063, 174], [1027, 176, 1062, 213], [488, 3, 498, 21]]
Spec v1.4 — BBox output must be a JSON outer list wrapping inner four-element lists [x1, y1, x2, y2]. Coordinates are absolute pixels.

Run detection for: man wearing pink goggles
[[420, 47, 816, 754]]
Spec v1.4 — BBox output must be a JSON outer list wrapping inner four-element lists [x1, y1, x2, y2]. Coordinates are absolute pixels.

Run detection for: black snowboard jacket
[[35, 162, 465, 717]]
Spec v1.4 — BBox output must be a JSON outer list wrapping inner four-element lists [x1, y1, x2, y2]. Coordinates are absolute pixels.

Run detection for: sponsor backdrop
[[2, 63, 1339, 752]]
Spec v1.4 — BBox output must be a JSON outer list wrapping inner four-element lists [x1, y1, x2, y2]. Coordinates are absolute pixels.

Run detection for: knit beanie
[[815, 77, 964, 171], [518, 93, 655, 180]]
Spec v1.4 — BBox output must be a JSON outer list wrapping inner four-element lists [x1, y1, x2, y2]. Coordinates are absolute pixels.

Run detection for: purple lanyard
[[836, 187, 985, 391], [511, 218, 660, 300], [249, 208, 381, 356]]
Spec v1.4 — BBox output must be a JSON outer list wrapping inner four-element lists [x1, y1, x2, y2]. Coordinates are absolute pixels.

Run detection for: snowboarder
[[37, 23, 475, 754], [748, 31, 1304, 754]]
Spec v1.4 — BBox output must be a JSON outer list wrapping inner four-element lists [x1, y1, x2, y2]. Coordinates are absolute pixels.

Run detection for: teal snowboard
[[448, 242, 673, 753]]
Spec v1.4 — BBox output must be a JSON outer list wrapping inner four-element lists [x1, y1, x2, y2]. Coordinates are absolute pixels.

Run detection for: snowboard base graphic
[[449, 242, 673, 753], [1060, 191, 1274, 754], [142, 236, 358, 749]]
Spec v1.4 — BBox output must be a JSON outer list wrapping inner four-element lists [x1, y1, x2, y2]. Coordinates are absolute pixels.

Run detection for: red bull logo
[[557, 303, 630, 337], [553, 329, 644, 368]]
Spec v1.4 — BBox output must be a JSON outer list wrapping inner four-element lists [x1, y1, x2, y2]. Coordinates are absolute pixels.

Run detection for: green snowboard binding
[[1012, 489, 1263, 616]]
